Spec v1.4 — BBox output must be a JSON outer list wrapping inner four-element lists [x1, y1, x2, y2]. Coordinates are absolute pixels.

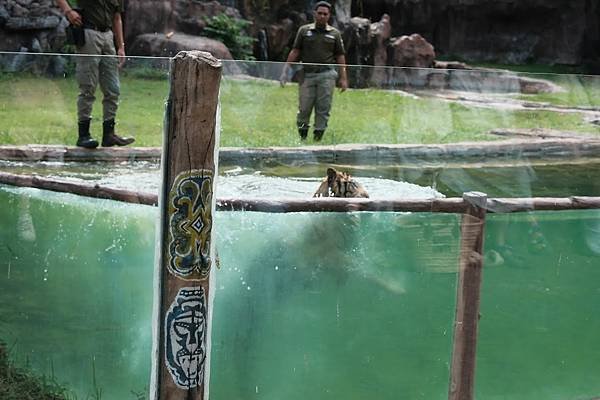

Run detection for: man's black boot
[[102, 119, 135, 147], [76, 119, 99, 149], [313, 129, 325, 141], [298, 127, 308, 140]]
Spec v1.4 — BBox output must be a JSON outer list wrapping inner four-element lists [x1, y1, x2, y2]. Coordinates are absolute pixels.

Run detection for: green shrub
[[203, 14, 256, 60]]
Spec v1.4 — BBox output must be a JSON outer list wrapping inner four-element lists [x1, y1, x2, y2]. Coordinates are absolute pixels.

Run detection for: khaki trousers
[[296, 69, 337, 131], [76, 29, 120, 122]]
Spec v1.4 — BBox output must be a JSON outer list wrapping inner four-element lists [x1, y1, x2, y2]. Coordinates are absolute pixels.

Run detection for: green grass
[[1, 71, 599, 147], [0, 342, 69, 400]]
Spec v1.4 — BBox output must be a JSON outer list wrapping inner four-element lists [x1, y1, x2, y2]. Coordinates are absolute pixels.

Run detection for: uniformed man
[[56, 0, 135, 148], [280, 1, 348, 141]]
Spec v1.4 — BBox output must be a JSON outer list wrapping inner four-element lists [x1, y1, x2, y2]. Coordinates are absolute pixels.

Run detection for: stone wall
[[0, 0, 68, 74], [352, 0, 600, 67], [1, 0, 599, 72]]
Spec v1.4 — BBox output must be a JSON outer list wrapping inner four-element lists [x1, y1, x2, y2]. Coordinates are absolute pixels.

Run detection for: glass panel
[[1, 51, 600, 399], [211, 211, 459, 400], [0, 186, 155, 398], [0, 185, 461, 399], [478, 210, 600, 399]]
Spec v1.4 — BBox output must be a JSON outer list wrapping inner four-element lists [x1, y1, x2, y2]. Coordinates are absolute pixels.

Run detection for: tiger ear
[[327, 167, 337, 181]]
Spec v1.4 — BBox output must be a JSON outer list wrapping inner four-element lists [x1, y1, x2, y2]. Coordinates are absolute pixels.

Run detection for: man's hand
[[65, 9, 82, 26], [279, 70, 288, 87], [339, 76, 348, 92], [117, 47, 126, 68]]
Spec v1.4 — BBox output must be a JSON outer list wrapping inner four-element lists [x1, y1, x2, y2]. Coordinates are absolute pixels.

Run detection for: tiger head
[[313, 167, 369, 198]]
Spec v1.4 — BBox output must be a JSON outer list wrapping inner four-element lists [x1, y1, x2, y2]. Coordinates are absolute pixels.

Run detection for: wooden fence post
[[448, 191, 488, 400], [150, 51, 222, 400]]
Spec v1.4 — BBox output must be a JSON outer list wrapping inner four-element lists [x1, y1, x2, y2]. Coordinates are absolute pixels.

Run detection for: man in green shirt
[[280, 1, 348, 141], [56, 0, 134, 148]]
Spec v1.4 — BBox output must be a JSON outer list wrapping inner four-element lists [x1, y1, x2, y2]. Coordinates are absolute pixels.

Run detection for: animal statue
[[313, 167, 369, 198]]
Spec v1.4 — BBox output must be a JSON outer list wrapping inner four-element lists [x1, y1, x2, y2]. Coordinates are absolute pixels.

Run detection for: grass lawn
[[1, 70, 599, 147]]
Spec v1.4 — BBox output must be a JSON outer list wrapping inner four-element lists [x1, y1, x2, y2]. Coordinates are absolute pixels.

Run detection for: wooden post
[[150, 51, 222, 400], [448, 191, 487, 400]]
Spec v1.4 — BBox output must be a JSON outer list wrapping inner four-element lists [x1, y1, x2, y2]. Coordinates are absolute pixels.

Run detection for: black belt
[[304, 66, 334, 74], [83, 22, 110, 32]]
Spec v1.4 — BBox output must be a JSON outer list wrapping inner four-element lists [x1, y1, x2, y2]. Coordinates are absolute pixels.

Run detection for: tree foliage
[[203, 14, 256, 61]]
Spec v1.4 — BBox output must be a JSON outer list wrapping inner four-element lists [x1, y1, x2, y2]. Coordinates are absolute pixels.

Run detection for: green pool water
[[0, 185, 599, 399]]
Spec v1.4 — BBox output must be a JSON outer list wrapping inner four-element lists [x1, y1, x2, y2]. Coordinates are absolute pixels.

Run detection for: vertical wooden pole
[[151, 51, 222, 400], [448, 191, 487, 400]]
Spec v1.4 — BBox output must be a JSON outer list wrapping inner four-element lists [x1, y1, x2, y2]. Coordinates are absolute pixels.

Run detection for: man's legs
[[98, 34, 120, 123], [297, 75, 317, 140], [98, 31, 134, 147], [313, 71, 336, 141], [75, 29, 101, 148]]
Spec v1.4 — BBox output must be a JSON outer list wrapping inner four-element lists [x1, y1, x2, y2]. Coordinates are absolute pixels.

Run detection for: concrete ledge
[[2, 138, 600, 167]]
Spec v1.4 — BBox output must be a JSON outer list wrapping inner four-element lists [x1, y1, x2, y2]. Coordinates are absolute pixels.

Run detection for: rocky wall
[[352, 0, 600, 67], [2, 0, 599, 73]]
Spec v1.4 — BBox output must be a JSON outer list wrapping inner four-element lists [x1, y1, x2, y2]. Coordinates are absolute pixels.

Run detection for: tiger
[[313, 167, 369, 198]]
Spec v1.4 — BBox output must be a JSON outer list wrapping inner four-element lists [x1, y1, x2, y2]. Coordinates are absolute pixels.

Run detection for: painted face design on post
[[168, 170, 213, 280], [165, 287, 207, 389]]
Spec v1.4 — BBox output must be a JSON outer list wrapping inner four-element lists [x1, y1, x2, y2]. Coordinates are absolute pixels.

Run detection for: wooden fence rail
[[2, 171, 600, 214]]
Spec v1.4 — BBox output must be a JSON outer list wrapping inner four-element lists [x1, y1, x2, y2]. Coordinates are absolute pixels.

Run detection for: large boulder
[[128, 32, 233, 60], [124, 0, 242, 45], [123, 0, 175, 47], [390, 33, 435, 68]]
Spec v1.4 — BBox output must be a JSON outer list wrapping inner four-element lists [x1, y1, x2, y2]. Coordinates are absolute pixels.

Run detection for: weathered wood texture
[[0, 171, 157, 205], [2, 172, 600, 213], [152, 51, 222, 400], [448, 192, 487, 400]]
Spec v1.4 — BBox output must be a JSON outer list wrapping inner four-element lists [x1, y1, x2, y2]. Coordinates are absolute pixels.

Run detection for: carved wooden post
[[151, 51, 222, 400], [448, 192, 487, 400]]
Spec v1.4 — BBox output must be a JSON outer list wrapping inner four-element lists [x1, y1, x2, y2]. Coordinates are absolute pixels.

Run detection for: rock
[[518, 76, 563, 94], [369, 14, 392, 86], [343, 17, 372, 87], [334, 0, 352, 27], [123, 0, 174, 46], [434, 60, 469, 69], [390, 33, 435, 68], [10, 3, 28, 18], [447, 69, 521, 93], [357, 0, 599, 66], [128, 32, 233, 60], [5, 15, 59, 30], [175, 0, 241, 36], [0, 5, 9, 27], [123, 0, 243, 48], [265, 18, 295, 61]]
